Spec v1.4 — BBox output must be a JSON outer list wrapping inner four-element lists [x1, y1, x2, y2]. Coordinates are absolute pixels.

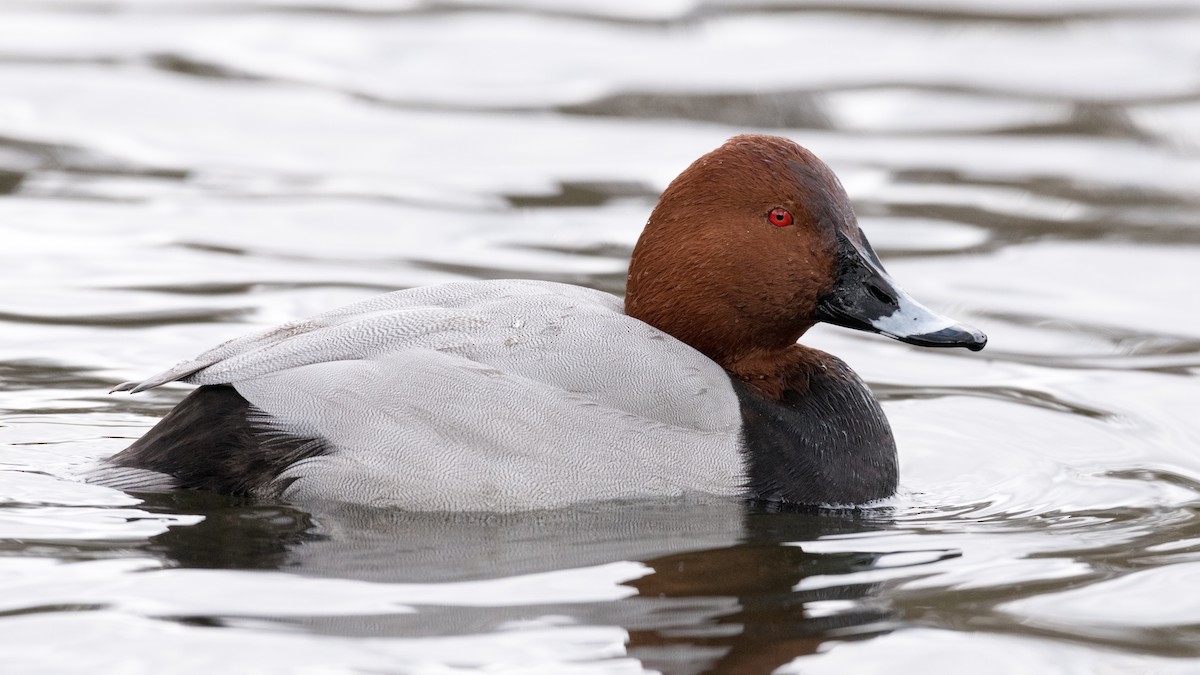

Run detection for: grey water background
[[1, 0, 1199, 672]]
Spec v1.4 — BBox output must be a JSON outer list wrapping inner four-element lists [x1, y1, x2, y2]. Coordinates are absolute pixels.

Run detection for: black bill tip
[[896, 324, 987, 351]]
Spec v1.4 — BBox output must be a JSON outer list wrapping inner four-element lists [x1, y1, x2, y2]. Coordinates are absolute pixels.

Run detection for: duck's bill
[[814, 232, 987, 351]]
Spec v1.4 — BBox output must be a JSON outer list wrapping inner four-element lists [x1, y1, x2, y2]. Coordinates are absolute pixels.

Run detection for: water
[[1, 1, 1199, 672]]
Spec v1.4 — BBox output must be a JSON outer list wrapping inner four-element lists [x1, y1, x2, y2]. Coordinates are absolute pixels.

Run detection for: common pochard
[[91, 135, 986, 510]]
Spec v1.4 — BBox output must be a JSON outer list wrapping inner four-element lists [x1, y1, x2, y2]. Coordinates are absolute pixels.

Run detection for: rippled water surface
[[2, 1, 1200, 673]]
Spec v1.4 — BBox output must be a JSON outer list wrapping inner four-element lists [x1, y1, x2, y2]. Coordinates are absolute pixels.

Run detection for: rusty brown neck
[[625, 285, 819, 400], [625, 252, 829, 402], [721, 344, 838, 401]]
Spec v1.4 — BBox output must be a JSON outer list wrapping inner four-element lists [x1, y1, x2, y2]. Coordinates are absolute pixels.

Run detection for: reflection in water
[[626, 512, 901, 674], [136, 496, 905, 671]]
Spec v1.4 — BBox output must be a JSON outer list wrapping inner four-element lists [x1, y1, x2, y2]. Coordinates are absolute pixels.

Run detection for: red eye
[[768, 207, 793, 227]]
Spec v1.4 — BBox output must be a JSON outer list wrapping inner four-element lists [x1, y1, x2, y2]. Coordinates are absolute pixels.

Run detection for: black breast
[[106, 384, 330, 497], [730, 357, 898, 506]]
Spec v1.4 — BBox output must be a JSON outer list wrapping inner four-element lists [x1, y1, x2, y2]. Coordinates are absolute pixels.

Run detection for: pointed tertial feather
[[110, 318, 336, 394], [106, 282, 517, 395], [111, 360, 210, 394]]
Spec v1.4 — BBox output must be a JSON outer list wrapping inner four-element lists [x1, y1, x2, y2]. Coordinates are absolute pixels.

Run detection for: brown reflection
[[625, 507, 898, 674]]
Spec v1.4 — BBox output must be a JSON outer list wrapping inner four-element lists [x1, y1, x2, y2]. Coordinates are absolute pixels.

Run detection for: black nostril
[[867, 283, 893, 306]]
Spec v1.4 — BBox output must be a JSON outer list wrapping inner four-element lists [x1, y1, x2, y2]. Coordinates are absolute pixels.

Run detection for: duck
[[89, 134, 986, 511]]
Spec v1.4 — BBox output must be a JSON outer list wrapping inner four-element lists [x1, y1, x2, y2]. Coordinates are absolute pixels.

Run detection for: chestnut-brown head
[[625, 134, 985, 370]]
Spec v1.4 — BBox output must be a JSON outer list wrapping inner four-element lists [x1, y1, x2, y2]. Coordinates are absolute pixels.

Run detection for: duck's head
[[625, 134, 986, 368]]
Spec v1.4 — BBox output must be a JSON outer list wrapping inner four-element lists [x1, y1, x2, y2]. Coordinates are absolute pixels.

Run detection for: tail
[[93, 385, 329, 498]]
